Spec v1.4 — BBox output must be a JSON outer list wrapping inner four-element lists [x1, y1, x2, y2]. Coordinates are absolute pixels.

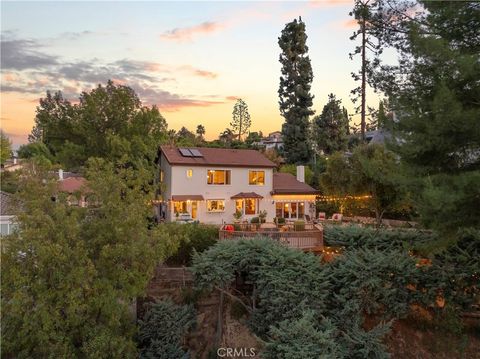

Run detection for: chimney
[[58, 169, 64, 180], [296, 165, 305, 183]]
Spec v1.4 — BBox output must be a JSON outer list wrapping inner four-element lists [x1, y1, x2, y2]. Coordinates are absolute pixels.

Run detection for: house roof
[[231, 192, 264, 199], [171, 195, 204, 201], [160, 145, 276, 168], [272, 173, 320, 195], [0, 191, 15, 216], [58, 177, 89, 194]]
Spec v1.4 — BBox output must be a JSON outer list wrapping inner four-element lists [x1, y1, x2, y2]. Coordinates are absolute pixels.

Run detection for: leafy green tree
[[278, 17, 314, 164], [1, 159, 178, 358], [279, 164, 314, 186], [137, 300, 196, 359], [0, 131, 12, 164], [321, 145, 407, 225], [313, 94, 349, 155], [218, 128, 235, 146], [17, 141, 53, 162], [369, 1, 480, 236], [245, 131, 263, 148], [230, 99, 251, 141], [30, 80, 169, 172]]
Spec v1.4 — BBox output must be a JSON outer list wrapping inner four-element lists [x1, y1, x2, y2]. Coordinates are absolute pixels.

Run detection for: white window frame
[[206, 199, 226, 213], [248, 170, 265, 186], [207, 169, 231, 185]]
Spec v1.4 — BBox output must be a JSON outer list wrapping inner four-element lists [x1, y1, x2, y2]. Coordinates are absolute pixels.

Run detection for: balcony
[[219, 222, 324, 252]]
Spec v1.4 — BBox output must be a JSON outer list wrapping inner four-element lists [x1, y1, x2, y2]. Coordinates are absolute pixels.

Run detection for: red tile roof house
[[156, 145, 319, 224], [57, 170, 91, 207]]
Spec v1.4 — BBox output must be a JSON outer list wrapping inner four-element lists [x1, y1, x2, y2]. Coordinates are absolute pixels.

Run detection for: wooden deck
[[219, 223, 323, 251]]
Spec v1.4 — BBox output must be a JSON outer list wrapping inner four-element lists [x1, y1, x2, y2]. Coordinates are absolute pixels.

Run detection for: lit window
[[174, 201, 187, 214], [207, 170, 231, 185], [186, 169, 193, 178], [207, 200, 225, 212], [245, 199, 257, 215], [249, 171, 265, 185], [235, 199, 243, 214], [160, 170, 164, 182]]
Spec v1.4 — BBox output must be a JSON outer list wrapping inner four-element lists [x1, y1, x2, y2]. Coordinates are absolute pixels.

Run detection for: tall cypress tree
[[278, 17, 314, 164]]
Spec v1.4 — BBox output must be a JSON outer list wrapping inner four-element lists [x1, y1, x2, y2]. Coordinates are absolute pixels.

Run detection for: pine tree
[[230, 99, 251, 141], [370, 1, 480, 235], [313, 94, 348, 155], [278, 17, 314, 164]]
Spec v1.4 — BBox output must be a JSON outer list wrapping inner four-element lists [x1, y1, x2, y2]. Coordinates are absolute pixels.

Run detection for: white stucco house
[[0, 191, 17, 236], [156, 145, 319, 224]]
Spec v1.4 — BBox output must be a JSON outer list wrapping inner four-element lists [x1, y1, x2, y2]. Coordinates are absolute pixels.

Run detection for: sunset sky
[[1, 0, 384, 148]]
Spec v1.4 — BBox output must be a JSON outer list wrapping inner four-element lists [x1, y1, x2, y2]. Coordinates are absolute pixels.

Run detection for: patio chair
[[331, 213, 343, 222], [305, 215, 312, 223]]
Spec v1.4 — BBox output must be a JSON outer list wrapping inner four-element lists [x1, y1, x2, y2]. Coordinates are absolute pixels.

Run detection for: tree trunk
[[361, 17, 366, 142]]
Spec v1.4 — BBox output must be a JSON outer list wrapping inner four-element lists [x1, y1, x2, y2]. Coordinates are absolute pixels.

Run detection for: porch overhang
[[231, 192, 263, 199], [271, 194, 318, 201], [171, 195, 204, 201]]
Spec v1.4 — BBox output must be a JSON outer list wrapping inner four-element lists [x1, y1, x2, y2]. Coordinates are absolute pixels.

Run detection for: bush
[[323, 225, 436, 252], [250, 217, 260, 224], [137, 300, 196, 359], [191, 239, 329, 337], [274, 217, 286, 225], [325, 248, 418, 320], [164, 223, 218, 266]]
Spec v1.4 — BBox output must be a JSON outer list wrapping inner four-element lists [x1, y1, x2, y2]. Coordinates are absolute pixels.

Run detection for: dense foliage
[[163, 223, 218, 266], [137, 300, 196, 359], [278, 17, 314, 164], [191, 239, 328, 336], [366, 1, 480, 236], [0, 131, 12, 164], [313, 94, 349, 155], [29, 80, 168, 172], [321, 144, 410, 224], [1, 160, 178, 358]]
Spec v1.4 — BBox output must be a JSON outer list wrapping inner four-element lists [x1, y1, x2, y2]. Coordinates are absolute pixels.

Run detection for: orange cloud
[[340, 18, 358, 28], [309, 0, 353, 8], [3, 72, 19, 82], [226, 96, 239, 101], [160, 21, 224, 42]]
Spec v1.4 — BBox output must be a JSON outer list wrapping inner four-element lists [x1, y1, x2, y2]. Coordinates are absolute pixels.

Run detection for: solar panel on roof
[[179, 148, 193, 157], [189, 148, 203, 157]]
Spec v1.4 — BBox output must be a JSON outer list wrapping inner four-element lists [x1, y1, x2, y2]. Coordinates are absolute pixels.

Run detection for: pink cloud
[[160, 21, 224, 42]]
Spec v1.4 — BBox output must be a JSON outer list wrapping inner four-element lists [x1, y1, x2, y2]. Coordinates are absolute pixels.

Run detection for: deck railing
[[219, 223, 323, 250]]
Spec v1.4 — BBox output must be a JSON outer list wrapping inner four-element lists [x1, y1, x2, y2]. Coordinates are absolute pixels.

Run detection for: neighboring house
[[57, 169, 90, 207], [262, 131, 284, 150], [0, 156, 23, 172], [0, 191, 17, 236], [156, 145, 318, 224]]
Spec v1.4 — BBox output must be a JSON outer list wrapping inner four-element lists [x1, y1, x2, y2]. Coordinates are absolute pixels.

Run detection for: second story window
[[249, 170, 265, 185], [207, 170, 231, 185]]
